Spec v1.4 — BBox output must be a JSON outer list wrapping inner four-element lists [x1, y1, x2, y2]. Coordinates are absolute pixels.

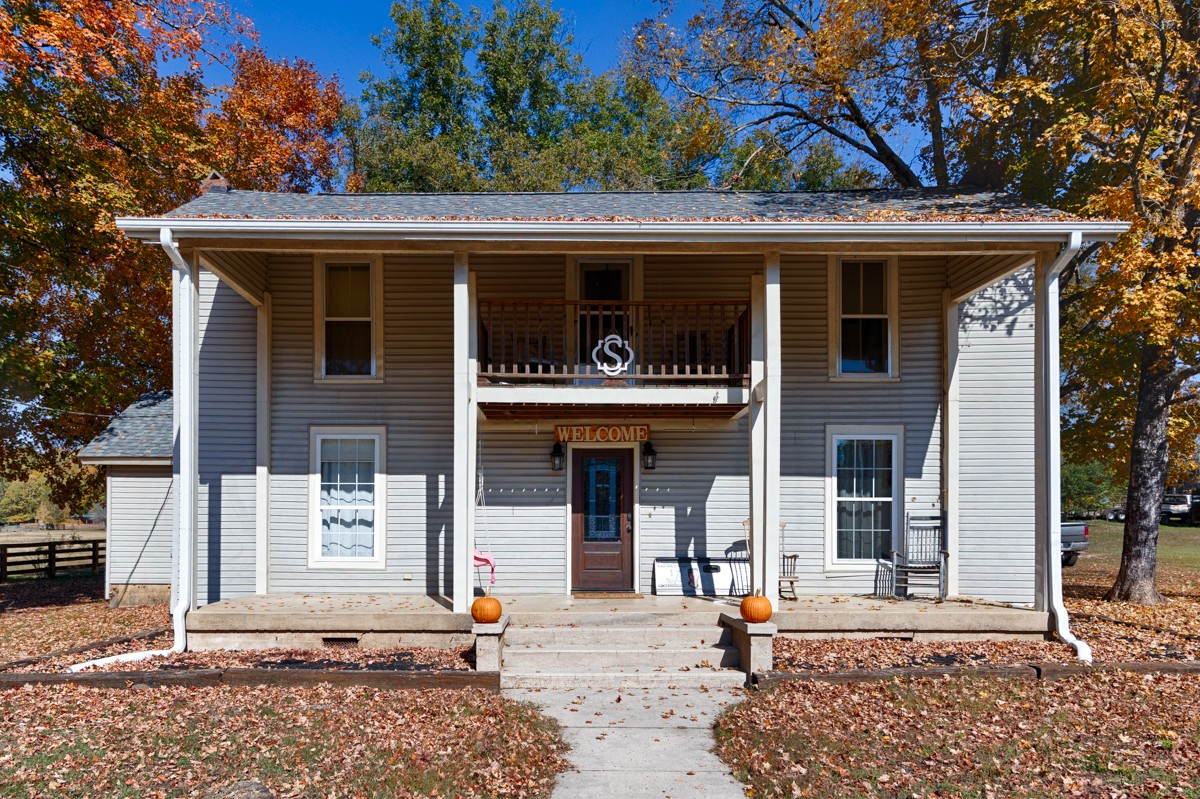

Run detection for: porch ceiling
[[478, 402, 747, 421]]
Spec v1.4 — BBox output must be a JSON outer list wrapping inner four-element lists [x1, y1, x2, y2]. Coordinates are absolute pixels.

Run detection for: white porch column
[[747, 273, 767, 596], [255, 292, 272, 594], [1034, 249, 1069, 614], [762, 253, 782, 606], [169, 238, 199, 629], [452, 254, 478, 613], [942, 291, 960, 597]]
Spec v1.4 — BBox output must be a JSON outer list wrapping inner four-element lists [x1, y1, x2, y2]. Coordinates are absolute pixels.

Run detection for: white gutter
[[114, 217, 1130, 244], [1043, 230, 1092, 662]]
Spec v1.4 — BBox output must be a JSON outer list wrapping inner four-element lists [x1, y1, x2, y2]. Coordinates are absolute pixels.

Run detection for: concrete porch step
[[503, 645, 740, 672], [504, 625, 731, 648], [500, 671, 748, 689]]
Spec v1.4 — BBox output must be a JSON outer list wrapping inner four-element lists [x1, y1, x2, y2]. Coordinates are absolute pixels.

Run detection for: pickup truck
[[1162, 494, 1192, 522], [1061, 521, 1089, 567]]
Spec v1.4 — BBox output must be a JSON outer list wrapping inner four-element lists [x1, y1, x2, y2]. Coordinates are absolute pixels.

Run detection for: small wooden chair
[[779, 554, 800, 600]]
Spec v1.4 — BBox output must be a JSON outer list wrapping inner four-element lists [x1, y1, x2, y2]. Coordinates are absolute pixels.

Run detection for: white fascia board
[[475, 385, 749, 405], [78, 456, 173, 467], [115, 217, 1131, 245]]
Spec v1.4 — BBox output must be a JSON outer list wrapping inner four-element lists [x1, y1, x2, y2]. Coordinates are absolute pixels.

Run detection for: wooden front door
[[572, 448, 635, 591]]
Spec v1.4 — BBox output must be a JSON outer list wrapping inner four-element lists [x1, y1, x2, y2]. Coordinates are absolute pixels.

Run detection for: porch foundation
[[718, 613, 777, 675], [472, 615, 509, 672]]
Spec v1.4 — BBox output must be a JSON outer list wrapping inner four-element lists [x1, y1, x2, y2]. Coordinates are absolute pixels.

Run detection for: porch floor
[[186, 592, 1050, 648]]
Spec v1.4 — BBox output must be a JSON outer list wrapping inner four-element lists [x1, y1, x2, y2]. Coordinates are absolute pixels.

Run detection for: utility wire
[[0, 397, 118, 420]]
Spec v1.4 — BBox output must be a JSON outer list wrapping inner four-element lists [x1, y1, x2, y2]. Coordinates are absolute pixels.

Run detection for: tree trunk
[[1106, 342, 1172, 604]]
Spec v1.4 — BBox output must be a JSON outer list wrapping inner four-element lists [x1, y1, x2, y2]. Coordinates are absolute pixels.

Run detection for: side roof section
[[78, 390, 173, 466]]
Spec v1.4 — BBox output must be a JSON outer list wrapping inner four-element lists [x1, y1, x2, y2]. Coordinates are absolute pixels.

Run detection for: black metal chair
[[876, 513, 948, 599]]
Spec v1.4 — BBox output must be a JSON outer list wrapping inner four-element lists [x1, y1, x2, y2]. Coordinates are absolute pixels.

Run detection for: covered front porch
[[185, 591, 1051, 652]]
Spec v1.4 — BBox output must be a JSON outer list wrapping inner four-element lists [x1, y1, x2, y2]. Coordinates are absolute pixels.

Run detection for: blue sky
[[230, 0, 669, 92]]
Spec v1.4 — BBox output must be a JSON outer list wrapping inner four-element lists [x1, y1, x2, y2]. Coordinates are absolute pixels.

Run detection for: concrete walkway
[[505, 684, 748, 799]]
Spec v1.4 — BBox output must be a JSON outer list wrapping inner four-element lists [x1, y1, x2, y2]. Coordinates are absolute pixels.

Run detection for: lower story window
[[309, 427, 386, 569], [828, 428, 901, 566]]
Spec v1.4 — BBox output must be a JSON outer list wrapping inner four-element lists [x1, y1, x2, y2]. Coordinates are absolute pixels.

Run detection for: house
[[103, 181, 1127, 654], [78, 390, 173, 607]]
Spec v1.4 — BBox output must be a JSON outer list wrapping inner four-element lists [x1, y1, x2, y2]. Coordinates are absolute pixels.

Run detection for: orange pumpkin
[[471, 595, 503, 624], [740, 591, 772, 624]]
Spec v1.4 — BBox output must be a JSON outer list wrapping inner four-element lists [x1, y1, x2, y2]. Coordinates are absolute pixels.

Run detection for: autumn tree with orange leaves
[[0, 0, 346, 508], [637, 0, 1200, 604]]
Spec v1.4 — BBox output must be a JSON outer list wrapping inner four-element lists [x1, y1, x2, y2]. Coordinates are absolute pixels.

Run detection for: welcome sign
[[554, 424, 650, 443]]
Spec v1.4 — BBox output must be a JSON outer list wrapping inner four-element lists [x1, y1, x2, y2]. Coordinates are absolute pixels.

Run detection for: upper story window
[[315, 257, 383, 380], [831, 257, 898, 378]]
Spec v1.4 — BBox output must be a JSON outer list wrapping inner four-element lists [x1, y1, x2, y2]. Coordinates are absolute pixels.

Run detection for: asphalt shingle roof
[[164, 188, 1072, 222], [78, 391, 172, 463]]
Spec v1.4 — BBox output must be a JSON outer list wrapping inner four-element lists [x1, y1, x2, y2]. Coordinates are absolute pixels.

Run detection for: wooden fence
[[0, 540, 105, 582]]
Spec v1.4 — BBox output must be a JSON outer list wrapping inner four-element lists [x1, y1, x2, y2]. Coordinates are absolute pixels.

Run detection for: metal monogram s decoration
[[591, 333, 635, 376]]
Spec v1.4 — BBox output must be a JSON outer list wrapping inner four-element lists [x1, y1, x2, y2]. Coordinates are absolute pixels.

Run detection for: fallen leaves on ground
[[716, 671, 1200, 799], [0, 684, 569, 798], [0, 576, 169, 665], [1065, 554, 1200, 639], [72, 644, 475, 673], [773, 635, 1073, 672]]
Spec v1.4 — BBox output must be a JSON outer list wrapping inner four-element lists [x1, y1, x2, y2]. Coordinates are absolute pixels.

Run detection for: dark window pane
[[327, 264, 371, 317], [326, 320, 372, 375], [582, 268, 626, 301], [841, 262, 862, 315], [841, 318, 887, 373], [859, 262, 886, 314]]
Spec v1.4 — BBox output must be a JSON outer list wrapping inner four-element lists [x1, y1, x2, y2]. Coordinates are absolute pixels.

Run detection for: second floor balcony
[[477, 299, 751, 388]]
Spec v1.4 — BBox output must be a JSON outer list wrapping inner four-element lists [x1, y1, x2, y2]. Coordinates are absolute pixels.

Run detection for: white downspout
[[70, 227, 194, 671], [1042, 231, 1092, 662]]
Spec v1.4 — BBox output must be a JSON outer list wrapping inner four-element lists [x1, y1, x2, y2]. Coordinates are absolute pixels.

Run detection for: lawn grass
[[0, 684, 568, 798], [716, 672, 1200, 799], [1084, 518, 1200, 570]]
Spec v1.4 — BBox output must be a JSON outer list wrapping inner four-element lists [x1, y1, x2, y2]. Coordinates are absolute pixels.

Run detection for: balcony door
[[571, 448, 635, 591], [577, 261, 631, 379]]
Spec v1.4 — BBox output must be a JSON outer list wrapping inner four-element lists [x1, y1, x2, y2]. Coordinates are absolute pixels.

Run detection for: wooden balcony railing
[[477, 299, 750, 386]]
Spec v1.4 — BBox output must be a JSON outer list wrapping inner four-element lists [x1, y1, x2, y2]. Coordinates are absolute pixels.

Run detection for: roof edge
[[115, 217, 1131, 244], [78, 456, 172, 467]]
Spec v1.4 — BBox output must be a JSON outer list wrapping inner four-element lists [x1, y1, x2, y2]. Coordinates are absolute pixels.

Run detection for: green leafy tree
[[1061, 461, 1119, 518], [354, 0, 728, 192], [0, 474, 49, 524]]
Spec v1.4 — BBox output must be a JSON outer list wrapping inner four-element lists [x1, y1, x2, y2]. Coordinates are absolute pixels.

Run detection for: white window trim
[[827, 255, 900, 379], [313, 254, 385, 383], [824, 424, 904, 573], [308, 426, 387, 570]]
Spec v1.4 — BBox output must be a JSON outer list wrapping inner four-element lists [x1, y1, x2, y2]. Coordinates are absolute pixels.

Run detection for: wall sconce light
[[641, 441, 658, 471], [550, 442, 565, 471]]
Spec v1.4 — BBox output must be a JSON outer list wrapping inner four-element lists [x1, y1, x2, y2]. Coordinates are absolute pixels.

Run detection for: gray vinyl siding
[[197, 267, 258, 605], [267, 254, 454, 595], [473, 254, 565, 299], [476, 431, 566, 594], [641, 254, 760, 300], [639, 255, 757, 593], [955, 267, 1037, 605], [778, 255, 944, 594], [107, 466, 174, 586], [202, 251, 267, 301], [639, 429, 750, 594], [947, 253, 1034, 301]]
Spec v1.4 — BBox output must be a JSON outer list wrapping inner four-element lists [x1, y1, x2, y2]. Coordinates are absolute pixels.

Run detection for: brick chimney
[[200, 170, 230, 194]]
